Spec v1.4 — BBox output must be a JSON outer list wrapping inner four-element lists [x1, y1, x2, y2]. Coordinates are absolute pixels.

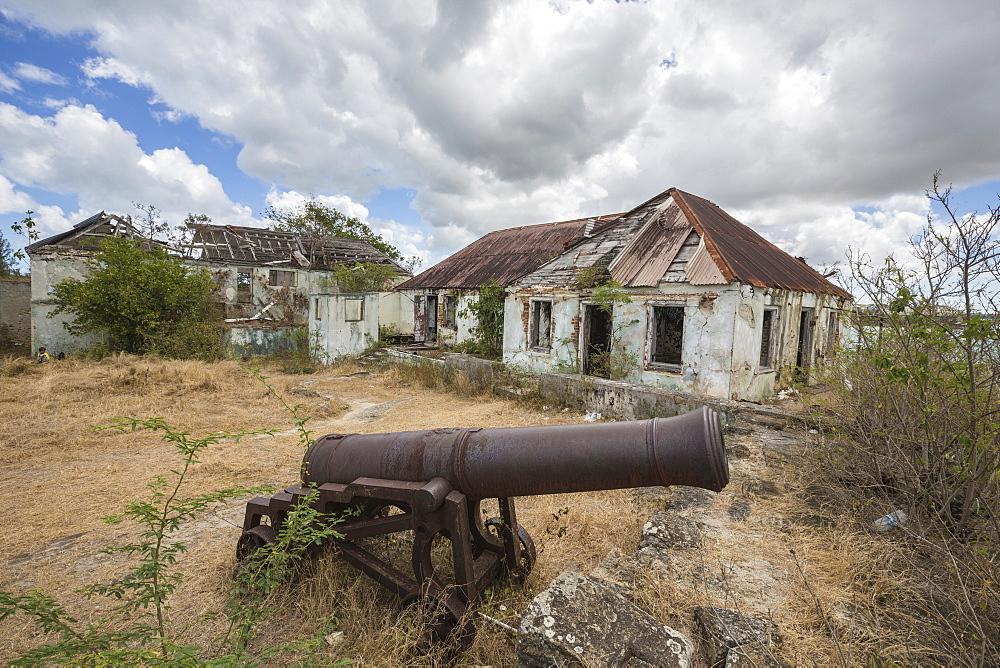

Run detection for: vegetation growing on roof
[[326, 261, 400, 292]]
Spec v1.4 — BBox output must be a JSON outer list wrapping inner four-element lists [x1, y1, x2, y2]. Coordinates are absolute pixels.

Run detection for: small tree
[[841, 172, 1000, 538], [328, 262, 399, 292], [589, 281, 639, 381], [821, 172, 1000, 664], [50, 237, 221, 359], [3, 210, 39, 275], [0, 230, 17, 277], [459, 280, 506, 359]]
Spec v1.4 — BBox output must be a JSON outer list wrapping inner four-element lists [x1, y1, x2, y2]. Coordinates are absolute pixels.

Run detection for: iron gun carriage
[[236, 406, 729, 646]]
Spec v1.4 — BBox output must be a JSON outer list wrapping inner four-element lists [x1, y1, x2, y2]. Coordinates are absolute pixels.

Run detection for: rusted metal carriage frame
[[236, 408, 728, 647], [238, 476, 535, 644]]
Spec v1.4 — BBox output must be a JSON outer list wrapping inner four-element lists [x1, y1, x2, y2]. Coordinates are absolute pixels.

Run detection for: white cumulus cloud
[[14, 62, 66, 85], [2, 0, 999, 266], [0, 102, 254, 232]]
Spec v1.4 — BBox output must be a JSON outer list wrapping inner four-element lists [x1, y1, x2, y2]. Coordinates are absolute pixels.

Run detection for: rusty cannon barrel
[[303, 405, 728, 498]]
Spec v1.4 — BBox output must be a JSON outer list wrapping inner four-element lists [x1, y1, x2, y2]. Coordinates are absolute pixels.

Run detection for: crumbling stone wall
[[0, 276, 31, 354]]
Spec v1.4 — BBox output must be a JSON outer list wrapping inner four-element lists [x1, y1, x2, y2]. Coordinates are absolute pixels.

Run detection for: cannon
[[236, 406, 729, 647]]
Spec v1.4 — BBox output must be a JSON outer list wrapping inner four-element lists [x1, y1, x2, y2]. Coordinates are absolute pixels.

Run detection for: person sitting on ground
[[37, 347, 50, 364]]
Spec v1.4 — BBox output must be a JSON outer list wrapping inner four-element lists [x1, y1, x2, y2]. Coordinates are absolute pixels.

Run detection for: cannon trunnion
[[237, 406, 729, 648]]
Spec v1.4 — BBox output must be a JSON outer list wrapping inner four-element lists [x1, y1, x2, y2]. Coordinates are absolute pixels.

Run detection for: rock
[[518, 571, 695, 667], [742, 479, 783, 499], [639, 511, 703, 550], [630, 486, 670, 500], [289, 387, 320, 397], [663, 486, 716, 511], [589, 548, 667, 587], [725, 644, 790, 667], [758, 430, 806, 459], [725, 443, 753, 460], [694, 607, 783, 667], [727, 498, 751, 522]]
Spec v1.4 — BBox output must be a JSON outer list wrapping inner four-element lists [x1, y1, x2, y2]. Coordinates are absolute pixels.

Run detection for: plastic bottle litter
[[583, 411, 602, 422], [873, 509, 908, 531]]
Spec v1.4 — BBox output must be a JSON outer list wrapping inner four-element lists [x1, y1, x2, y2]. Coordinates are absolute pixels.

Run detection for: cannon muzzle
[[303, 405, 728, 498]]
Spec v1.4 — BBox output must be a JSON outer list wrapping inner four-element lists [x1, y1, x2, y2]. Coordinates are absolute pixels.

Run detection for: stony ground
[[0, 356, 861, 665]]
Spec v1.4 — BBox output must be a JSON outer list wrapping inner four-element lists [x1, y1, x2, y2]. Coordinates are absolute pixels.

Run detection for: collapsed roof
[[185, 223, 407, 272], [28, 216, 407, 274], [25, 212, 140, 253]]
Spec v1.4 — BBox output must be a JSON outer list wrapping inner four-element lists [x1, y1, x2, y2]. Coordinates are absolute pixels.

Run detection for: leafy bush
[[458, 280, 505, 359], [50, 237, 222, 359], [823, 173, 1000, 662]]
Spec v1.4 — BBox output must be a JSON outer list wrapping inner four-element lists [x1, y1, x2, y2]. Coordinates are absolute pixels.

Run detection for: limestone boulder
[[638, 511, 704, 550], [694, 606, 784, 667], [517, 571, 694, 667]]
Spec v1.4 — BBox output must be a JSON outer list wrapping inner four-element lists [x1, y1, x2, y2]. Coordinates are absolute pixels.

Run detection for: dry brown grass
[[3, 355, 966, 665], [0, 355, 652, 664]]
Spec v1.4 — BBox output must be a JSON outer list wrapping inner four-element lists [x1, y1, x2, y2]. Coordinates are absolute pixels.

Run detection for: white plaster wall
[[505, 295, 586, 374], [30, 252, 105, 354], [633, 286, 741, 398], [729, 286, 775, 401], [504, 283, 852, 401], [454, 294, 477, 343], [0, 277, 31, 348], [378, 291, 414, 336], [729, 288, 849, 401], [502, 294, 534, 370], [550, 297, 580, 372], [311, 293, 379, 360]]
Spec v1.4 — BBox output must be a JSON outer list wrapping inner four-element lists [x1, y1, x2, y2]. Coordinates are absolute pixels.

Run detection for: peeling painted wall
[[398, 288, 478, 345], [505, 281, 849, 402], [30, 251, 105, 354], [0, 277, 31, 352], [310, 292, 379, 360], [205, 263, 337, 325], [378, 291, 415, 337], [223, 326, 300, 358]]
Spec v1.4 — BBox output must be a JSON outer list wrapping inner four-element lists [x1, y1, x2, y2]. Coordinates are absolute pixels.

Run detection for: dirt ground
[[0, 355, 859, 665]]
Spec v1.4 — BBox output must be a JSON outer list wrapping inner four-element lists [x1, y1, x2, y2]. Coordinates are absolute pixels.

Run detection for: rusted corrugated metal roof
[[397, 214, 620, 290], [686, 244, 728, 285], [671, 189, 852, 299], [609, 199, 690, 287]]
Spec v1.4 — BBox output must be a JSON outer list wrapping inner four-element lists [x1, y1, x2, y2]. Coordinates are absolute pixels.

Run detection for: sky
[[1, 0, 1000, 278]]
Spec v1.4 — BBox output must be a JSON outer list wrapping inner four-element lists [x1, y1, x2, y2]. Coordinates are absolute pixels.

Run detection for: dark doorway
[[583, 304, 612, 378], [795, 308, 815, 381], [425, 295, 438, 343], [414, 295, 439, 344]]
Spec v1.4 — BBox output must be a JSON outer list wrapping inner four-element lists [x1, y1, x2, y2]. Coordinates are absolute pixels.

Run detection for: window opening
[[268, 269, 296, 287], [530, 300, 552, 350], [345, 298, 363, 322], [583, 304, 612, 377], [443, 295, 457, 328], [236, 270, 252, 304], [649, 305, 684, 370], [826, 311, 839, 352], [760, 308, 779, 368]]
